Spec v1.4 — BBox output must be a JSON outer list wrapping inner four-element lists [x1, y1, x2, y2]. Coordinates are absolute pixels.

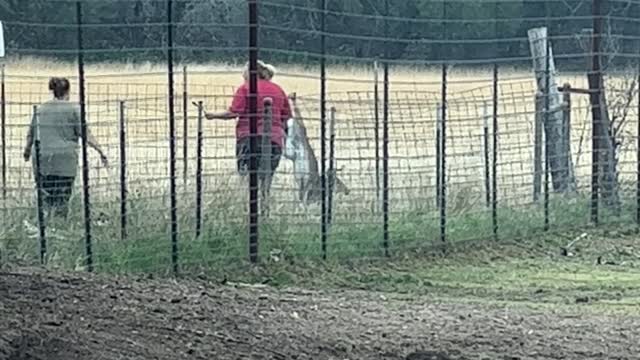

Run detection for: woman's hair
[[242, 60, 276, 81], [48, 77, 70, 99]]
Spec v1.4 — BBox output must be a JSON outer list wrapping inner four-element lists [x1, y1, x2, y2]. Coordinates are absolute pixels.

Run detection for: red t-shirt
[[229, 79, 291, 148]]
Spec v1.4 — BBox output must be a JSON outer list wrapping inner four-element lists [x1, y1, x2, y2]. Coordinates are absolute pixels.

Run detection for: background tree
[[0, 0, 634, 69]]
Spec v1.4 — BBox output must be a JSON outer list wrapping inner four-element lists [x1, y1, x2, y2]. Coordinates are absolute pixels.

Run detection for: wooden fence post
[[562, 83, 575, 192]]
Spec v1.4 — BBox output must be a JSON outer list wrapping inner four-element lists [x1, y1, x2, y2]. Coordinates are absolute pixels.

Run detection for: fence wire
[[0, 0, 639, 275]]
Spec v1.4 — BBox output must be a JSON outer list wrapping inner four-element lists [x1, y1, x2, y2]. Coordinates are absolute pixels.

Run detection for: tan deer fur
[[286, 93, 349, 206]]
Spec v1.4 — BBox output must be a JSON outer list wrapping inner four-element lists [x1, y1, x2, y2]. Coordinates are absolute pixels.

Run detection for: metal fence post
[[183, 66, 188, 187], [320, 0, 328, 260], [543, 14, 552, 232], [492, 64, 499, 241], [76, 1, 93, 271], [119, 101, 127, 241], [382, 62, 389, 257], [167, 0, 179, 275], [195, 101, 204, 239], [32, 106, 46, 265], [440, 65, 447, 245], [637, 65, 640, 227], [248, 0, 260, 264], [589, 0, 604, 226], [382, 0, 390, 257], [260, 99, 273, 218], [1, 64, 6, 200], [533, 93, 543, 202], [436, 104, 442, 210], [373, 61, 381, 212], [328, 107, 336, 228], [562, 83, 573, 188], [483, 102, 491, 208]]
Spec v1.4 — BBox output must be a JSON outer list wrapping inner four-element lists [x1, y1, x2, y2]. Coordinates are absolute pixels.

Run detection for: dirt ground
[[1, 268, 639, 360]]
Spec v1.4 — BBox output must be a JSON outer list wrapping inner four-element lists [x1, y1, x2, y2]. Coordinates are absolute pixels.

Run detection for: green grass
[[232, 235, 640, 314], [2, 189, 640, 314]]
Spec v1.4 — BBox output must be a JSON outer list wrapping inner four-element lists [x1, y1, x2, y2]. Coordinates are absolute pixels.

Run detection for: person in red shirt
[[206, 61, 291, 177]]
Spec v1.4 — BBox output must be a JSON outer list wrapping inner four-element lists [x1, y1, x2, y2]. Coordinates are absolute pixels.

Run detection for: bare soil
[[1, 268, 638, 360]]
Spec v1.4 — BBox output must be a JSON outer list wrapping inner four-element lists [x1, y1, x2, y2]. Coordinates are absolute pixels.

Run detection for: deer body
[[286, 95, 349, 207]]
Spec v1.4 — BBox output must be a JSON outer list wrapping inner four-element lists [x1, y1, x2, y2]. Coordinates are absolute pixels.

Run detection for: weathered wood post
[[528, 27, 576, 193], [587, 0, 619, 213]]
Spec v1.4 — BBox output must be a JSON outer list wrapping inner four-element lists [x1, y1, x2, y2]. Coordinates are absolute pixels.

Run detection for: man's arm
[[205, 111, 238, 120], [210, 85, 246, 121]]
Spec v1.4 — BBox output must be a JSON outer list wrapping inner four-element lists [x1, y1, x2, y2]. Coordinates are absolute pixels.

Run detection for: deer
[[285, 93, 349, 209]]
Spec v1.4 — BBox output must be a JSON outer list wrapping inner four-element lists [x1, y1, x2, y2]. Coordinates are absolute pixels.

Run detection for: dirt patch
[[1, 268, 638, 360]]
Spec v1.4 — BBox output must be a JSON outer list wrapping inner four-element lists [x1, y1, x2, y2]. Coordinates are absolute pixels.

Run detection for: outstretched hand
[[205, 111, 237, 120], [191, 100, 237, 120], [191, 101, 214, 119]]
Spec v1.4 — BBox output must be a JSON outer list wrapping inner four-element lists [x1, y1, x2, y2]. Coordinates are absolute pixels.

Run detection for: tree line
[[1, 0, 639, 68]]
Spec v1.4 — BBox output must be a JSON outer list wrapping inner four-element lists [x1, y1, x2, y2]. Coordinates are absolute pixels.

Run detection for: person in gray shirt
[[23, 77, 108, 217]]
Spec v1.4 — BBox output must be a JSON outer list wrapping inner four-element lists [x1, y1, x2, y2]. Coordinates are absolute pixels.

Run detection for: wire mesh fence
[[0, 0, 639, 276]]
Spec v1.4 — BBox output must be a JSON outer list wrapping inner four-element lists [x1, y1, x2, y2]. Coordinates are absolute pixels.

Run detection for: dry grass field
[[0, 57, 638, 272]]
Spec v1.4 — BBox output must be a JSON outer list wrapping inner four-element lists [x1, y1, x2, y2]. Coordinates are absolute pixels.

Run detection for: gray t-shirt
[[30, 99, 81, 177]]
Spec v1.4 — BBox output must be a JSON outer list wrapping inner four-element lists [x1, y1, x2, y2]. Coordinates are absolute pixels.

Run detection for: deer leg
[[302, 189, 314, 221], [297, 179, 306, 213], [292, 179, 299, 210], [297, 179, 304, 202]]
